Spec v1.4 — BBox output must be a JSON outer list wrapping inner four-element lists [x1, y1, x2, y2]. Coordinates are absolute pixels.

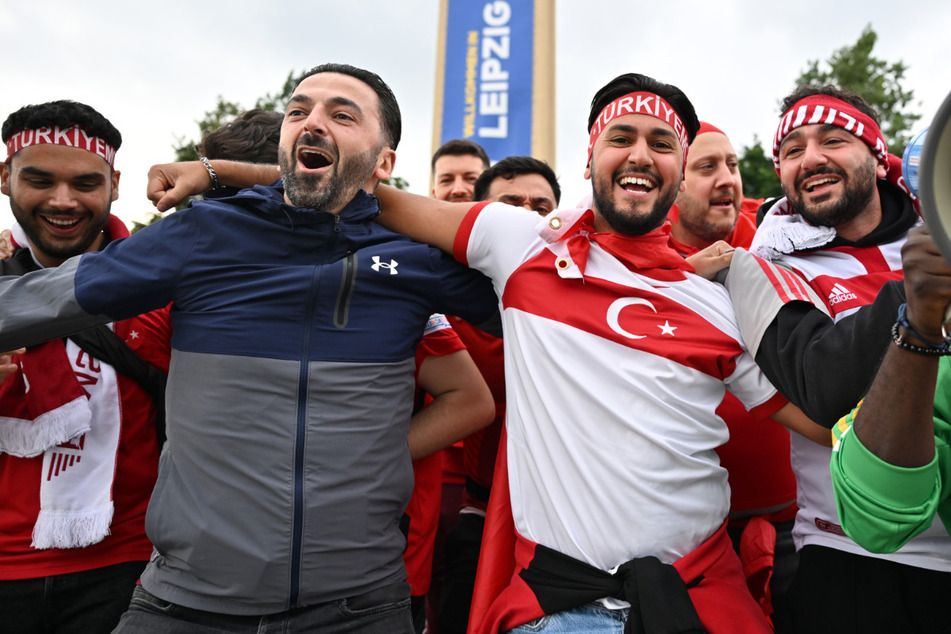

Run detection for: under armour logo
[[371, 256, 399, 275]]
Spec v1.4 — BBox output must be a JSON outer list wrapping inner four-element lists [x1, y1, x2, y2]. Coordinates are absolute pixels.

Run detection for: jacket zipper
[[289, 264, 322, 608], [334, 252, 358, 328]]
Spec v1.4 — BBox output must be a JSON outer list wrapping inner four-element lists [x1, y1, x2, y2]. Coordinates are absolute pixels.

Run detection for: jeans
[[507, 603, 629, 633], [113, 581, 414, 633], [0, 560, 146, 634]]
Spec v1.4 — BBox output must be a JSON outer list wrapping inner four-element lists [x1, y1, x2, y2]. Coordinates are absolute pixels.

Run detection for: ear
[[0, 162, 10, 196], [583, 157, 592, 181], [373, 148, 396, 183], [111, 170, 121, 201], [876, 159, 888, 180], [679, 177, 686, 193]]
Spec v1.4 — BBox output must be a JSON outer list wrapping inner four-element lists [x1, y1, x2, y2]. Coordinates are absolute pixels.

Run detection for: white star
[[129, 330, 140, 340], [658, 321, 677, 336]]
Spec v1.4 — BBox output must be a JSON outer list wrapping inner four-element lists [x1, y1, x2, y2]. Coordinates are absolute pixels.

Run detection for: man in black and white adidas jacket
[[725, 85, 951, 634]]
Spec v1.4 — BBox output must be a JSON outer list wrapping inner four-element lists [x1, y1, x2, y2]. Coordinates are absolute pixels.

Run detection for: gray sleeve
[[0, 257, 110, 350]]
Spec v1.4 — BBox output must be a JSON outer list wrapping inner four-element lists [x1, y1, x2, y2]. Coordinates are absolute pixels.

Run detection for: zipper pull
[[333, 215, 341, 232]]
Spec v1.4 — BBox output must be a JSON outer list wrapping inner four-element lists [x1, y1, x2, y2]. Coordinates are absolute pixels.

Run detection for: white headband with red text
[[6, 125, 117, 168], [588, 92, 690, 161]]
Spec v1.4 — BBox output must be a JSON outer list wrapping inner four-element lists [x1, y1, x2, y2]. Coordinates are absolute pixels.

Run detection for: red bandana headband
[[772, 95, 887, 172], [5, 125, 117, 168], [588, 91, 690, 162]]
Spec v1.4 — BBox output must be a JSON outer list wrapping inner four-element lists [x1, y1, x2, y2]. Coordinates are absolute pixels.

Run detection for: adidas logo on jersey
[[827, 283, 857, 305]]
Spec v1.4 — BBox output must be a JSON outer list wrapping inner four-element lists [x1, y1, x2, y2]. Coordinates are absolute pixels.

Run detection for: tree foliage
[[172, 70, 302, 163], [738, 135, 781, 201], [794, 24, 920, 155]]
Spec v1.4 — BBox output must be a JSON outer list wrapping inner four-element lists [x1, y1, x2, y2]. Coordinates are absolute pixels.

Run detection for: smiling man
[[0, 65, 499, 633], [366, 72, 828, 634], [724, 85, 951, 633], [0, 100, 171, 634], [430, 139, 490, 203]]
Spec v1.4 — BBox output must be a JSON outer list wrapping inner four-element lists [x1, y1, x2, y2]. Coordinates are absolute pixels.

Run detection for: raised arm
[[373, 184, 472, 254], [851, 224, 951, 467], [147, 160, 280, 211]]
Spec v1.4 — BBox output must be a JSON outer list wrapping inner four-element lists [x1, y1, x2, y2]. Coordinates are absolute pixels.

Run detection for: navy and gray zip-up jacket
[[0, 184, 498, 615]]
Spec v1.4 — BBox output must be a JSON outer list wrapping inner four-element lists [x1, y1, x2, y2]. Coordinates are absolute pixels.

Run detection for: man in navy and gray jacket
[[0, 63, 498, 633]]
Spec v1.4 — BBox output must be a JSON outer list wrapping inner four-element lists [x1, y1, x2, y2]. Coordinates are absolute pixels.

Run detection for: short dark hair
[[431, 139, 490, 174], [779, 85, 881, 125], [587, 73, 699, 145], [473, 156, 561, 204], [2, 100, 121, 152], [297, 63, 402, 150], [198, 109, 283, 164]]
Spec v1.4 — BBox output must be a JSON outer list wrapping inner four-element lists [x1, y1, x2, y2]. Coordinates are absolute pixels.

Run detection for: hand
[[0, 229, 14, 259], [0, 349, 25, 383], [685, 240, 735, 280], [146, 162, 212, 212], [901, 224, 951, 342]]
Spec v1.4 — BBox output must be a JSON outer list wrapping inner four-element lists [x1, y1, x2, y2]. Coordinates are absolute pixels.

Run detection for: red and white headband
[[772, 95, 887, 172], [588, 91, 690, 162], [5, 125, 117, 168]]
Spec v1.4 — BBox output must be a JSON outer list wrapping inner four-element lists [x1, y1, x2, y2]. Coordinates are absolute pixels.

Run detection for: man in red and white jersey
[[725, 85, 951, 633], [369, 73, 826, 634], [0, 100, 171, 633]]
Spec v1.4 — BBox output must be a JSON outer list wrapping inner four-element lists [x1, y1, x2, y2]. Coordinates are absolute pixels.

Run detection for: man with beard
[[0, 64, 499, 632], [366, 73, 827, 634], [668, 122, 798, 627], [0, 100, 171, 633], [724, 85, 951, 633], [668, 122, 760, 255]]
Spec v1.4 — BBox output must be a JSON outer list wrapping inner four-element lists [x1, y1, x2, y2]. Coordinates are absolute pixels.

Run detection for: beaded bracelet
[[199, 156, 220, 190], [892, 303, 951, 356]]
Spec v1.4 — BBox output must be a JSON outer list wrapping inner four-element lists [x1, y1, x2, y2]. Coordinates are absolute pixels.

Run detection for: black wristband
[[892, 303, 951, 356]]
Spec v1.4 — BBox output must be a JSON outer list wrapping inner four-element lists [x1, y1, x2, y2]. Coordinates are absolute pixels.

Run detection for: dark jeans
[[0, 560, 147, 634], [439, 512, 485, 634], [113, 581, 414, 633], [788, 545, 951, 634]]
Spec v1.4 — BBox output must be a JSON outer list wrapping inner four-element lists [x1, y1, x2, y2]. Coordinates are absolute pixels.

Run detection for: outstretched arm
[[374, 184, 472, 254], [409, 349, 494, 460]]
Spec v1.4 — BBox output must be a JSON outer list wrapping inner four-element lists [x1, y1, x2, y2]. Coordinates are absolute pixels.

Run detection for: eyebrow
[[20, 166, 107, 181], [607, 123, 677, 138]]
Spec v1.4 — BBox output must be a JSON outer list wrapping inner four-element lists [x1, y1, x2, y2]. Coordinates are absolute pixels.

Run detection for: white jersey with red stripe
[[773, 237, 951, 570], [456, 202, 783, 570]]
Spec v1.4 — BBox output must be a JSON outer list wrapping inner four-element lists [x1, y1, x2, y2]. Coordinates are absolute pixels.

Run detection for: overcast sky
[[2, 0, 949, 230]]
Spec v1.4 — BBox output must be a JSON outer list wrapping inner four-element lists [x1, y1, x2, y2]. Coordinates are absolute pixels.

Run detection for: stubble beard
[[10, 197, 109, 261], [591, 164, 679, 236], [789, 158, 877, 229], [279, 136, 382, 211]]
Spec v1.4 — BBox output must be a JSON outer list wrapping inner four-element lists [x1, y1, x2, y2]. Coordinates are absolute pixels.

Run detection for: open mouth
[[617, 175, 655, 194], [802, 175, 840, 193], [710, 196, 734, 209], [41, 215, 83, 232], [298, 148, 333, 170]]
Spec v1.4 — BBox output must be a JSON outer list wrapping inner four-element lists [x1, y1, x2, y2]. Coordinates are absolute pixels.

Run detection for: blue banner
[[440, 0, 535, 160]]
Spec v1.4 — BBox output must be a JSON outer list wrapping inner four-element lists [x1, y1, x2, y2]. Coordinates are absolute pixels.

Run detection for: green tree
[[794, 24, 920, 155], [738, 135, 781, 201]]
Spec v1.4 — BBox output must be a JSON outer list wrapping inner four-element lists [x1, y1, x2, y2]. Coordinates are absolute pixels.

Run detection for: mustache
[[295, 133, 337, 156], [795, 166, 844, 189]]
